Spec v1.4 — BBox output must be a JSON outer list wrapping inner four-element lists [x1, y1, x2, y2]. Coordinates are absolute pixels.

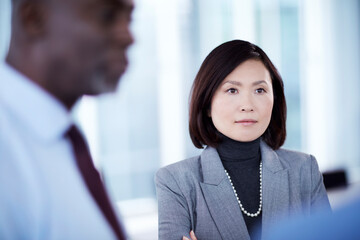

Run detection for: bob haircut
[[189, 40, 286, 150]]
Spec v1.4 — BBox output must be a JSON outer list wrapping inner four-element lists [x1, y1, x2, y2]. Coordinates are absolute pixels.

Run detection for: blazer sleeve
[[309, 155, 332, 213], [155, 167, 192, 240]]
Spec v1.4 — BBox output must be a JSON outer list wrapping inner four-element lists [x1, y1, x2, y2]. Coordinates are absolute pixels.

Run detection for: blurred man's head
[[7, 0, 134, 109]]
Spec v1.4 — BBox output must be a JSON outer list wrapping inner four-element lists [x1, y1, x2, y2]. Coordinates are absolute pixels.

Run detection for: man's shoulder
[[0, 103, 18, 144], [265, 198, 360, 240]]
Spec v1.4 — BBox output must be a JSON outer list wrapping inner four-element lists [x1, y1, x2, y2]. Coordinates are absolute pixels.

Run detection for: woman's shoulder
[[159, 154, 201, 171], [275, 147, 312, 160], [274, 147, 318, 170], [155, 155, 202, 182]]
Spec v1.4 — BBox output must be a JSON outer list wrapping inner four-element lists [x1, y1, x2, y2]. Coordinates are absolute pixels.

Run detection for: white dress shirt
[[0, 63, 118, 240]]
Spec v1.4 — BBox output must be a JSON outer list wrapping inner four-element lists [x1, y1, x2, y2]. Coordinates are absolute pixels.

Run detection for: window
[[2, 0, 359, 238]]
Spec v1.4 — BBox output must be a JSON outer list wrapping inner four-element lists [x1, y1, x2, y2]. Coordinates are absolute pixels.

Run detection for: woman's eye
[[226, 88, 238, 94], [255, 88, 266, 94]]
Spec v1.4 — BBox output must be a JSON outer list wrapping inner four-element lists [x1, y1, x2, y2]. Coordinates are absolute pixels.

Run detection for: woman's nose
[[241, 106, 254, 112], [239, 94, 254, 112]]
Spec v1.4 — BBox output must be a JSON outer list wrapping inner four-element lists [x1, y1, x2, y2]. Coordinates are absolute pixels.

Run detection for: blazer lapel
[[199, 147, 250, 240], [260, 141, 290, 236]]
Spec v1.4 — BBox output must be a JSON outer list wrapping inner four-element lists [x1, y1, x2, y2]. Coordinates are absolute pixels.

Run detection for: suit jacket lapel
[[199, 147, 250, 240], [260, 141, 290, 236]]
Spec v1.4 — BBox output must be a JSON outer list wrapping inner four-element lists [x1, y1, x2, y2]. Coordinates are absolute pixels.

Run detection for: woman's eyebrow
[[222, 80, 268, 86], [222, 80, 242, 86], [252, 80, 268, 86]]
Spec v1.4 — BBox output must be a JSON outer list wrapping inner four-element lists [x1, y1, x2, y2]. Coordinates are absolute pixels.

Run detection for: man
[[264, 197, 360, 240], [0, 0, 133, 239]]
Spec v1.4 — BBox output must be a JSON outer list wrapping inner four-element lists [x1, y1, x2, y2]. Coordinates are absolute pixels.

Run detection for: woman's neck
[[216, 134, 260, 162]]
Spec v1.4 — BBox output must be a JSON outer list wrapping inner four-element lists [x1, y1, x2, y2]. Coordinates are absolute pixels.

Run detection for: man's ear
[[19, 1, 47, 39]]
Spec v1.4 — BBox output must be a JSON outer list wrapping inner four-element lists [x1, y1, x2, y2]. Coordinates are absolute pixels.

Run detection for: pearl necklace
[[224, 161, 262, 218]]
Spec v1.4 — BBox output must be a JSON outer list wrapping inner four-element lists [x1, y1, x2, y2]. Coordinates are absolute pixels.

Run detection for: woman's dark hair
[[189, 40, 286, 150]]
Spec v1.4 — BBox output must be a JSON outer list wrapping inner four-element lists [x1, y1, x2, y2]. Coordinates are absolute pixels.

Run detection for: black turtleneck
[[217, 134, 262, 240]]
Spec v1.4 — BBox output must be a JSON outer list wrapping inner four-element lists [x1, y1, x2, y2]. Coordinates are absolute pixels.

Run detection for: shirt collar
[[0, 62, 73, 141]]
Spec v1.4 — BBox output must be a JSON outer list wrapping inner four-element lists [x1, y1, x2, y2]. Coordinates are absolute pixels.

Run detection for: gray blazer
[[155, 141, 331, 240]]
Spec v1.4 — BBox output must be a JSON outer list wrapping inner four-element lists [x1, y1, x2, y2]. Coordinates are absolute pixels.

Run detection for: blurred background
[[1, 0, 359, 239]]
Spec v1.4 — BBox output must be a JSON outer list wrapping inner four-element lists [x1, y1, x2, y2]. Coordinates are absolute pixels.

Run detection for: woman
[[155, 40, 331, 240]]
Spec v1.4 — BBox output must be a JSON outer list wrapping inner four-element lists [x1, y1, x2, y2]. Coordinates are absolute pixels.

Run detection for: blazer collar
[[200, 140, 290, 238], [200, 146, 249, 240], [260, 141, 290, 236], [200, 146, 226, 185], [260, 140, 284, 173], [200, 140, 285, 185]]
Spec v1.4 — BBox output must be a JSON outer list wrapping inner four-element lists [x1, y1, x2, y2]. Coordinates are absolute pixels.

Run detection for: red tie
[[67, 125, 126, 240]]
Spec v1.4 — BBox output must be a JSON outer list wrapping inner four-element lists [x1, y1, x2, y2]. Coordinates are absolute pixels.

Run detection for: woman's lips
[[235, 119, 258, 126]]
